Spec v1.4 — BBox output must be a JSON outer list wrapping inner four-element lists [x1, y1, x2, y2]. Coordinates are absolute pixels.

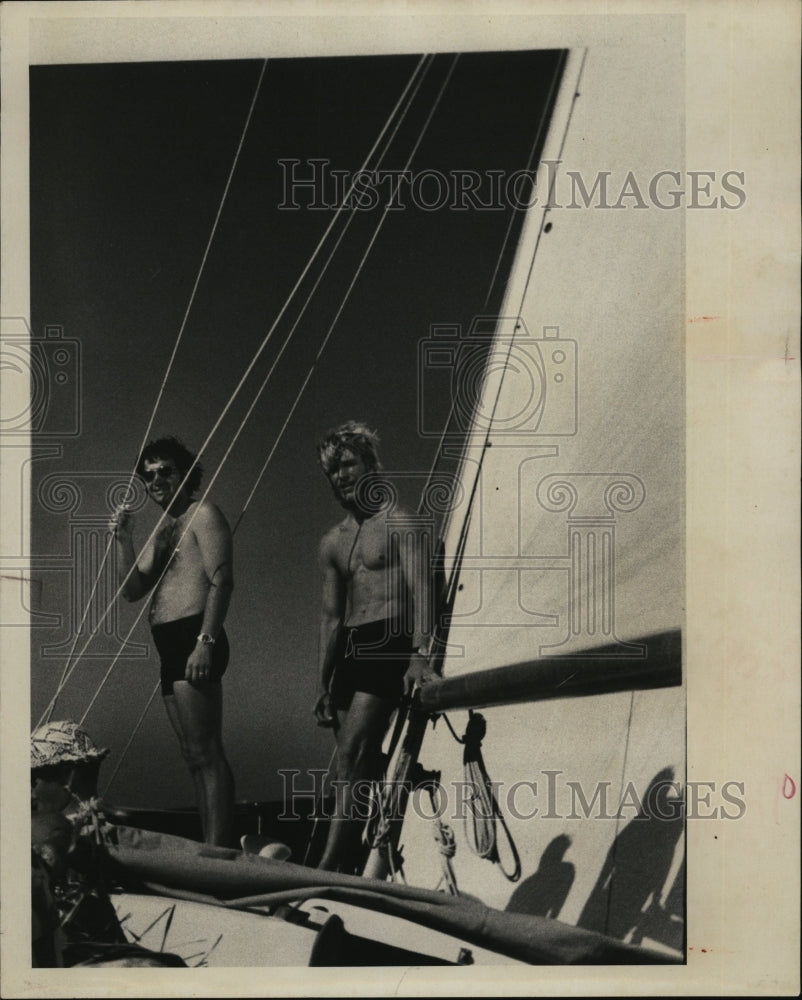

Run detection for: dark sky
[[29, 50, 564, 807]]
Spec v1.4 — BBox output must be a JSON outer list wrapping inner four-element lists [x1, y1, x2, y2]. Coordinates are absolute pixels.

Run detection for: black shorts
[[151, 614, 230, 696], [329, 618, 412, 711]]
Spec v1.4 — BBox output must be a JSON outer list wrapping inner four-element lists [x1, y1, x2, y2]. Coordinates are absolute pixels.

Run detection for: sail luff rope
[[411, 51, 586, 885], [102, 52, 456, 794], [481, 50, 566, 312], [418, 50, 613, 895], [417, 52, 567, 530], [414, 53, 570, 652], [43, 60, 269, 725], [490, 48, 587, 342], [438, 50, 588, 610], [36, 55, 429, 730], [447, 55, 636, 893]]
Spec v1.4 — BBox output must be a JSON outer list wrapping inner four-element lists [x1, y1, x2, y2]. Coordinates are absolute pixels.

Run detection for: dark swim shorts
[[329, 618, 413, 711], [151, 613, 230, 696]]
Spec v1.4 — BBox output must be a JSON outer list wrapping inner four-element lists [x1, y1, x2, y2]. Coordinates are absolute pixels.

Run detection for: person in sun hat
[[30, 718, 109, 818], [30, 719, 126, 965], [31, 718, 111, 873]]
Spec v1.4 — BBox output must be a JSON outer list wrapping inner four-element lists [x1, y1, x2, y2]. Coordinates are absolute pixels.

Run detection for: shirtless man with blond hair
[[111, 436, 235, 846], [313, 421, 436, 872]]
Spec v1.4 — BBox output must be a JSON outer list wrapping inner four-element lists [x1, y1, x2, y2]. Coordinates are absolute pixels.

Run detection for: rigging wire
[[43, 59, 270, 725], [89, 54, 452, 787], [233, 53, 458, 533], [242, 54, 475, 870], [141, 58, 269, 458], [100, 678, 162, 796], [104, 52, 457, 791], [36, 54, 430, 731], [300, 746, 338, 868], [79, 587, 157, 726], [76, 54, 434, 732], [120, 51, 431, 535]]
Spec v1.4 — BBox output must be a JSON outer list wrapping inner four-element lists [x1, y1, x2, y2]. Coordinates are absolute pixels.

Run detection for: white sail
[[392, 40, 685, 955]]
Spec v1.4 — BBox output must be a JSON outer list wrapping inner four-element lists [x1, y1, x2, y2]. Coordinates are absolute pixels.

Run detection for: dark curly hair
[[137, 436, 203, 496]]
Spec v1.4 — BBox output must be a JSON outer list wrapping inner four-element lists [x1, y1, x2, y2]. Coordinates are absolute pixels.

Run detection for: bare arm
[[189, 502, 234, 638], [314, 532, 345, 725], [109, 507, 163, 602], [184, 502, 234, 683]]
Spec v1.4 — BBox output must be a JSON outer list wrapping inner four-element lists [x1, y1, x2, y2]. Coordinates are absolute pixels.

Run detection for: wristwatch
[[197, 633, 216, 646], [415, 644, 431, 658]]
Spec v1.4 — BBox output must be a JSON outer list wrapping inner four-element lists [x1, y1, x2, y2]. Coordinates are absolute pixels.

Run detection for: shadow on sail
[[577, 768, 685, 947], [505, 834, 575, 920]]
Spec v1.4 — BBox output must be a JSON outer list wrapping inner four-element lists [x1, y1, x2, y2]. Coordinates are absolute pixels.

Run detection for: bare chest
[[335, 518, 395, 577], [154, 517, 202, 575]]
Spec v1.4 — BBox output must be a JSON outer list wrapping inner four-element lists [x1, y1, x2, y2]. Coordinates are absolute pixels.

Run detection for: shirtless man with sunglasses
[[110, 436, 235, 846]]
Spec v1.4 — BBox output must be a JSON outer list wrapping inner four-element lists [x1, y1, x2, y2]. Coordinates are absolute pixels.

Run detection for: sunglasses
[[141, 464, 177, 483]]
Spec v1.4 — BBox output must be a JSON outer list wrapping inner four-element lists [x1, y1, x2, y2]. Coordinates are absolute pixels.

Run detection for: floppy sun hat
[[31, 720, 109, 770]]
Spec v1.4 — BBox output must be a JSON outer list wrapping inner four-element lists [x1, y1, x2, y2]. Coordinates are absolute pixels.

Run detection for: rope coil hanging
[[443, 709, 522, 882]]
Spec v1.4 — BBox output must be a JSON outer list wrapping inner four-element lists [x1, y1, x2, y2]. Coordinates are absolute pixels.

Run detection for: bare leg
[[163, 694, 208, 839], [317, 691, 395, 873], [168, 680, 235, 846]]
